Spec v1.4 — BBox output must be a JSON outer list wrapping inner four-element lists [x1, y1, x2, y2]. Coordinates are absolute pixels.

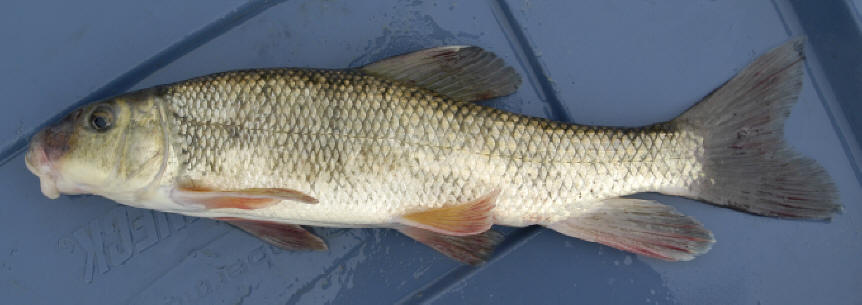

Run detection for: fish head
[[25, 89, 168, 201]]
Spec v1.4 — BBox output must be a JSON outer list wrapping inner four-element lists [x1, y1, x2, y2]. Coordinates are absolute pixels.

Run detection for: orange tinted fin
[[217, 217, 327, 251], [398, 226, 502, 265], [398, 189, 499, 236], [173, 186, 318, 210]]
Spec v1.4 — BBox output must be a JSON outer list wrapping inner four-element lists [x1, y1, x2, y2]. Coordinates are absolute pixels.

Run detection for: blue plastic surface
[[2, 1, 860, 304]]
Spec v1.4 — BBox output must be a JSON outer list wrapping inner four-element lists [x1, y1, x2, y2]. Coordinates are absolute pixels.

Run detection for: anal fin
[[398, 226, 502, 265], [546, 198, 715, 261], [217, 217, 327, 251], [398, 189, 499, 236]]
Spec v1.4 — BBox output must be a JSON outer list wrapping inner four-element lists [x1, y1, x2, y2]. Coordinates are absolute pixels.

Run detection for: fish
[[25, 38, 840, 265]]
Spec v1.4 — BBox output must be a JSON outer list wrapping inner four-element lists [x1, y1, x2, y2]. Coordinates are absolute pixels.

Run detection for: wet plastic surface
[[1, 1, 860, 304]]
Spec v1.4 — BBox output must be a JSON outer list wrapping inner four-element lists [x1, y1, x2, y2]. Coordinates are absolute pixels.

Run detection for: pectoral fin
[[398, 226, 502, 265], [398, 189, 499, 236], [173, 185, 318, 210], [217, 217, 327, 251]]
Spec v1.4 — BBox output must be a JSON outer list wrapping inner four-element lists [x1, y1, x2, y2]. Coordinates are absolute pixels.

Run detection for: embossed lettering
[[102, 207, 133, 266], [72, 219, 110, 283], [167, 213, 187, 231], [129, 208, 158, 253], [63, 207, 202, 283], [153, 211, 173, 239]]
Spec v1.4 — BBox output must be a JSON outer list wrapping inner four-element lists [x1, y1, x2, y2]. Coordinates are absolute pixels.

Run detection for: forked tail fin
[[545, 38, 839, 262], [674, 37, 840, 219]]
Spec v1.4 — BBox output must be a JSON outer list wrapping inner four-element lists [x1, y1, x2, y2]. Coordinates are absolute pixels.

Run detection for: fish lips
[[25, 113, 79, 199], [26, 131, 62, 199]]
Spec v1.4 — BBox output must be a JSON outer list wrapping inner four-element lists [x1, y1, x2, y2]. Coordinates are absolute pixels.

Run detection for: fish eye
[[88, 106, 114, 132]]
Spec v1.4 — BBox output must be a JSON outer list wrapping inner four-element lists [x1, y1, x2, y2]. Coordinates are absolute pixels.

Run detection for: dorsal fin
[[361, 46, 522, 102]]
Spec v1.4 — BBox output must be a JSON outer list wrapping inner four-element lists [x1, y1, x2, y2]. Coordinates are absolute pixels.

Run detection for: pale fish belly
[[156, 68, 704, 228]]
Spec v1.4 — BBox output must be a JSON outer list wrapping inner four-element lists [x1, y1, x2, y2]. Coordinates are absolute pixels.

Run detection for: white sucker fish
[[25, 38, 839, 264]]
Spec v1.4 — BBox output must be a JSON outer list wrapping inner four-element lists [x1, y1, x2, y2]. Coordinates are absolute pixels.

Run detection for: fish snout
[[26, 111, 79, 199], [41, 111, 79, 162], [25, 130, 47, 174], [26, 130, 61, 199]]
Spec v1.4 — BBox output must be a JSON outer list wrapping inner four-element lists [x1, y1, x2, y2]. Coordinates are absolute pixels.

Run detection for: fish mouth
[[25, 132, 61, 199]]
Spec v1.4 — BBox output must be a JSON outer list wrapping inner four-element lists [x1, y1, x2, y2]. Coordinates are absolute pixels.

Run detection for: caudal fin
[[674, 37, 840, 219]]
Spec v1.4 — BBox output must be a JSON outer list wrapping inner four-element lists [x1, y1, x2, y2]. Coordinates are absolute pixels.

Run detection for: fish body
[[148, 68, 699, 227], [25, 39, 839, 263]]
